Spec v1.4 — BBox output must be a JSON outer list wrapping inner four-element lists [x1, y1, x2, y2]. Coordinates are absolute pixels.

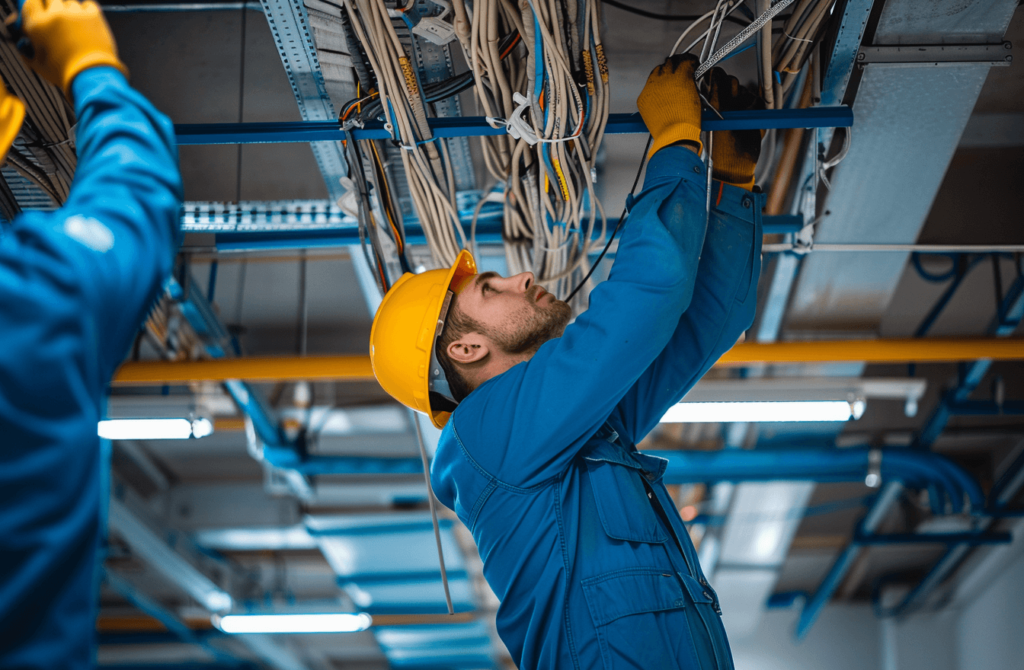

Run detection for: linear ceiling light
[[212, 612, 373, 634], [97, 417, 214, 440], [660, 400, 865, 424]]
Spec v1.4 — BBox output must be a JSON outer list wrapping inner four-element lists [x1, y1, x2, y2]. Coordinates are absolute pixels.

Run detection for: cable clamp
[[506, 92, 540, 146]]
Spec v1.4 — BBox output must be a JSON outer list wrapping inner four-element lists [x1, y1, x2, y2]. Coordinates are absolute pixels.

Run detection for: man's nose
[[510, 272, 534, 293]]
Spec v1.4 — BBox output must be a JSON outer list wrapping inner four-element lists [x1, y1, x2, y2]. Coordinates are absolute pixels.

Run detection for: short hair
[[434, 291, 484, 403]]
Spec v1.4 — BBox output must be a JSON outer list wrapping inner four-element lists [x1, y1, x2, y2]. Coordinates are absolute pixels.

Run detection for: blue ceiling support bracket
[[168, 276, 304, 473], [946, 399, 1024, 416], [797, 269, 1024, 631], [852, 532, 1011, 546], [913, 270, 1024, 450], [174, 108, 853, 145], [795, 481, 903, 639], [990, 448, 1024, 512]]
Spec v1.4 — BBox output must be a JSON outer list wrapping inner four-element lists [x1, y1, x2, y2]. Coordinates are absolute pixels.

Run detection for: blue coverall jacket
[[432, 146, 764, 670], [0, 68, 182, 668]]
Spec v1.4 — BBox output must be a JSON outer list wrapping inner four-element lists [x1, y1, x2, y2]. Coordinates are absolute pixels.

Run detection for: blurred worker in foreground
[[0, 0, 182, 666], [371, 55, 763, 670]]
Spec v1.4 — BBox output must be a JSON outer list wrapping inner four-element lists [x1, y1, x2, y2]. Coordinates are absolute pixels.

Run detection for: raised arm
[[611, 68, 768, 443], [611, 182, 763, 444], [3, 0, 182, 381]]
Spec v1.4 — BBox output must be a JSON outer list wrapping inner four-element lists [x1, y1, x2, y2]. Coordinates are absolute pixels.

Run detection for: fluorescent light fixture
[[212, 612, 373, 634], [98, 417, 214, 440], [660, 400, 865, 423]]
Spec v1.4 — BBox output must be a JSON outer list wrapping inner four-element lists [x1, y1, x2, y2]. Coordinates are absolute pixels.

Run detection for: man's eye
[[483, 284, 495, 294]]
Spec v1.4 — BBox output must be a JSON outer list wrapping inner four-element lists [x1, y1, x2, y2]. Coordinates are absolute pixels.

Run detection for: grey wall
[[957, 545, 1024, 670], [730, 605, 881, 670]]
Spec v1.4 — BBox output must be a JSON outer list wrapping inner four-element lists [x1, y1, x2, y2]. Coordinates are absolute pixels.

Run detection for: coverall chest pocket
[[581, 569, 703, 670], [582, 441, 668, 544]]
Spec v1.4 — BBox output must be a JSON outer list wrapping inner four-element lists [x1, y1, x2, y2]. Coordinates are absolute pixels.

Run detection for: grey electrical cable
[[695, 0, 797, 79], [412, 413, 454, 615]]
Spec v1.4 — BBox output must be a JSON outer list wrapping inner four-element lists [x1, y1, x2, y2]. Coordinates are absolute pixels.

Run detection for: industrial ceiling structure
[[2, 0, 1023, 667]]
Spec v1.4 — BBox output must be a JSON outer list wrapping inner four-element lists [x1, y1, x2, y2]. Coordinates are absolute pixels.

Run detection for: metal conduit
[[111, 338, 1024, 384]]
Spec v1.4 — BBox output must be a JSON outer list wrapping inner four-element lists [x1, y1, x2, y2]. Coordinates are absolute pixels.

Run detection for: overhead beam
[[174, 107, 854, 145], [111, 338, 1024, 385]]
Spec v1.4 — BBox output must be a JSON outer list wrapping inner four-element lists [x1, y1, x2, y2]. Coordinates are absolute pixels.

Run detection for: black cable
[[565, 135, 653, 303], [601, 0, 747, 25]]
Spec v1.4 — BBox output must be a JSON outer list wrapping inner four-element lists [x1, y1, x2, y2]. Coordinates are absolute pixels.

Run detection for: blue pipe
[[258, 448, 981, 511], [654, 448, 981, 509]]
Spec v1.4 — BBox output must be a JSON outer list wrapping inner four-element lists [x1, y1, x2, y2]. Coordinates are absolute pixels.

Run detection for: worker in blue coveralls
[[0, 0, 182, 666], [370, 54, 763, 670]]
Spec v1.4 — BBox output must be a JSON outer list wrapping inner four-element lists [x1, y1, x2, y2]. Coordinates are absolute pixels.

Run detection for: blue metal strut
[[174, 108, 854, 145]]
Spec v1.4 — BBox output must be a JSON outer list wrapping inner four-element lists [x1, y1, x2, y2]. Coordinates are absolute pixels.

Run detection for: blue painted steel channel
[[174, 108, 854, 145]]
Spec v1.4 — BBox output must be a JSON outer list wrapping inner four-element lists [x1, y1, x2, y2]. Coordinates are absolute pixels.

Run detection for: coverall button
[[742, 197, 752, 208], [693, 165, 700, 173]]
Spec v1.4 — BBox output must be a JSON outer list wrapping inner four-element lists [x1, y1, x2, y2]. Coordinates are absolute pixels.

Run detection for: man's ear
[[447, 331, 490, 365]]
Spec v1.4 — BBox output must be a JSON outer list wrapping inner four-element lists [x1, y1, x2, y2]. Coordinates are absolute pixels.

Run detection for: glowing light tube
[[98, 417, 214, 440], [660, 400, 864, 424], [213, 613, 373, 634]]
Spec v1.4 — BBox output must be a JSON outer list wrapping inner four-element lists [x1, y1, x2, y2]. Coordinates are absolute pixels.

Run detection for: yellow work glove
[[704, 67, 765, 191], [0, 85, 26, 160], [11, 0, 128, 97], [637, 54, 703, 158]]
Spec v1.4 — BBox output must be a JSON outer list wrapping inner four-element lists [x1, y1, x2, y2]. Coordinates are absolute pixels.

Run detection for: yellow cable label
[[595, 44, 609, 84], [552, 158, 570, 202], [399, 57, 420, 97], [582, 50, 596, 96]]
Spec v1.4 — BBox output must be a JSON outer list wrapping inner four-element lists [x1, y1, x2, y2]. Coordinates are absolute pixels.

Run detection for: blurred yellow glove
[[0, 85, 25, 160], [704, 67, 765, 191], [12, 0, 127, 96], [637, 54, 702, 158]]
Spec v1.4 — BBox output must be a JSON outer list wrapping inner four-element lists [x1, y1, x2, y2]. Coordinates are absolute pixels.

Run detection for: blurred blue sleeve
[[1, 66, 183, 383]]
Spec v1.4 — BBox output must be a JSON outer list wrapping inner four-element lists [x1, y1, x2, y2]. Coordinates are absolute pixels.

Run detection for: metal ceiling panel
[[374, 622, 496, 670], [308, 513, 473, 613], [785, 0, 1019, 332]]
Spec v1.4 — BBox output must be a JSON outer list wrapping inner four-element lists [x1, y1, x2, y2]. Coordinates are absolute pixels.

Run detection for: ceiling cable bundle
[[451, 0, 610, 303], [342, 0, 468, 275], [340, 0, 610, 306]]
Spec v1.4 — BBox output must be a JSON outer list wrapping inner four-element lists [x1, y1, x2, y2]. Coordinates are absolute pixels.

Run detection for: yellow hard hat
[[370, 249, 477, 428], [0, 88, 25, 163]]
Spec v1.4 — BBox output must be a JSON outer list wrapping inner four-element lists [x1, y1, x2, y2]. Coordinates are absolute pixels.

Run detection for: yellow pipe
[[113, 355, 375, 385], [111, 338, 1024, 385], [717, 338, 1024, 366]]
